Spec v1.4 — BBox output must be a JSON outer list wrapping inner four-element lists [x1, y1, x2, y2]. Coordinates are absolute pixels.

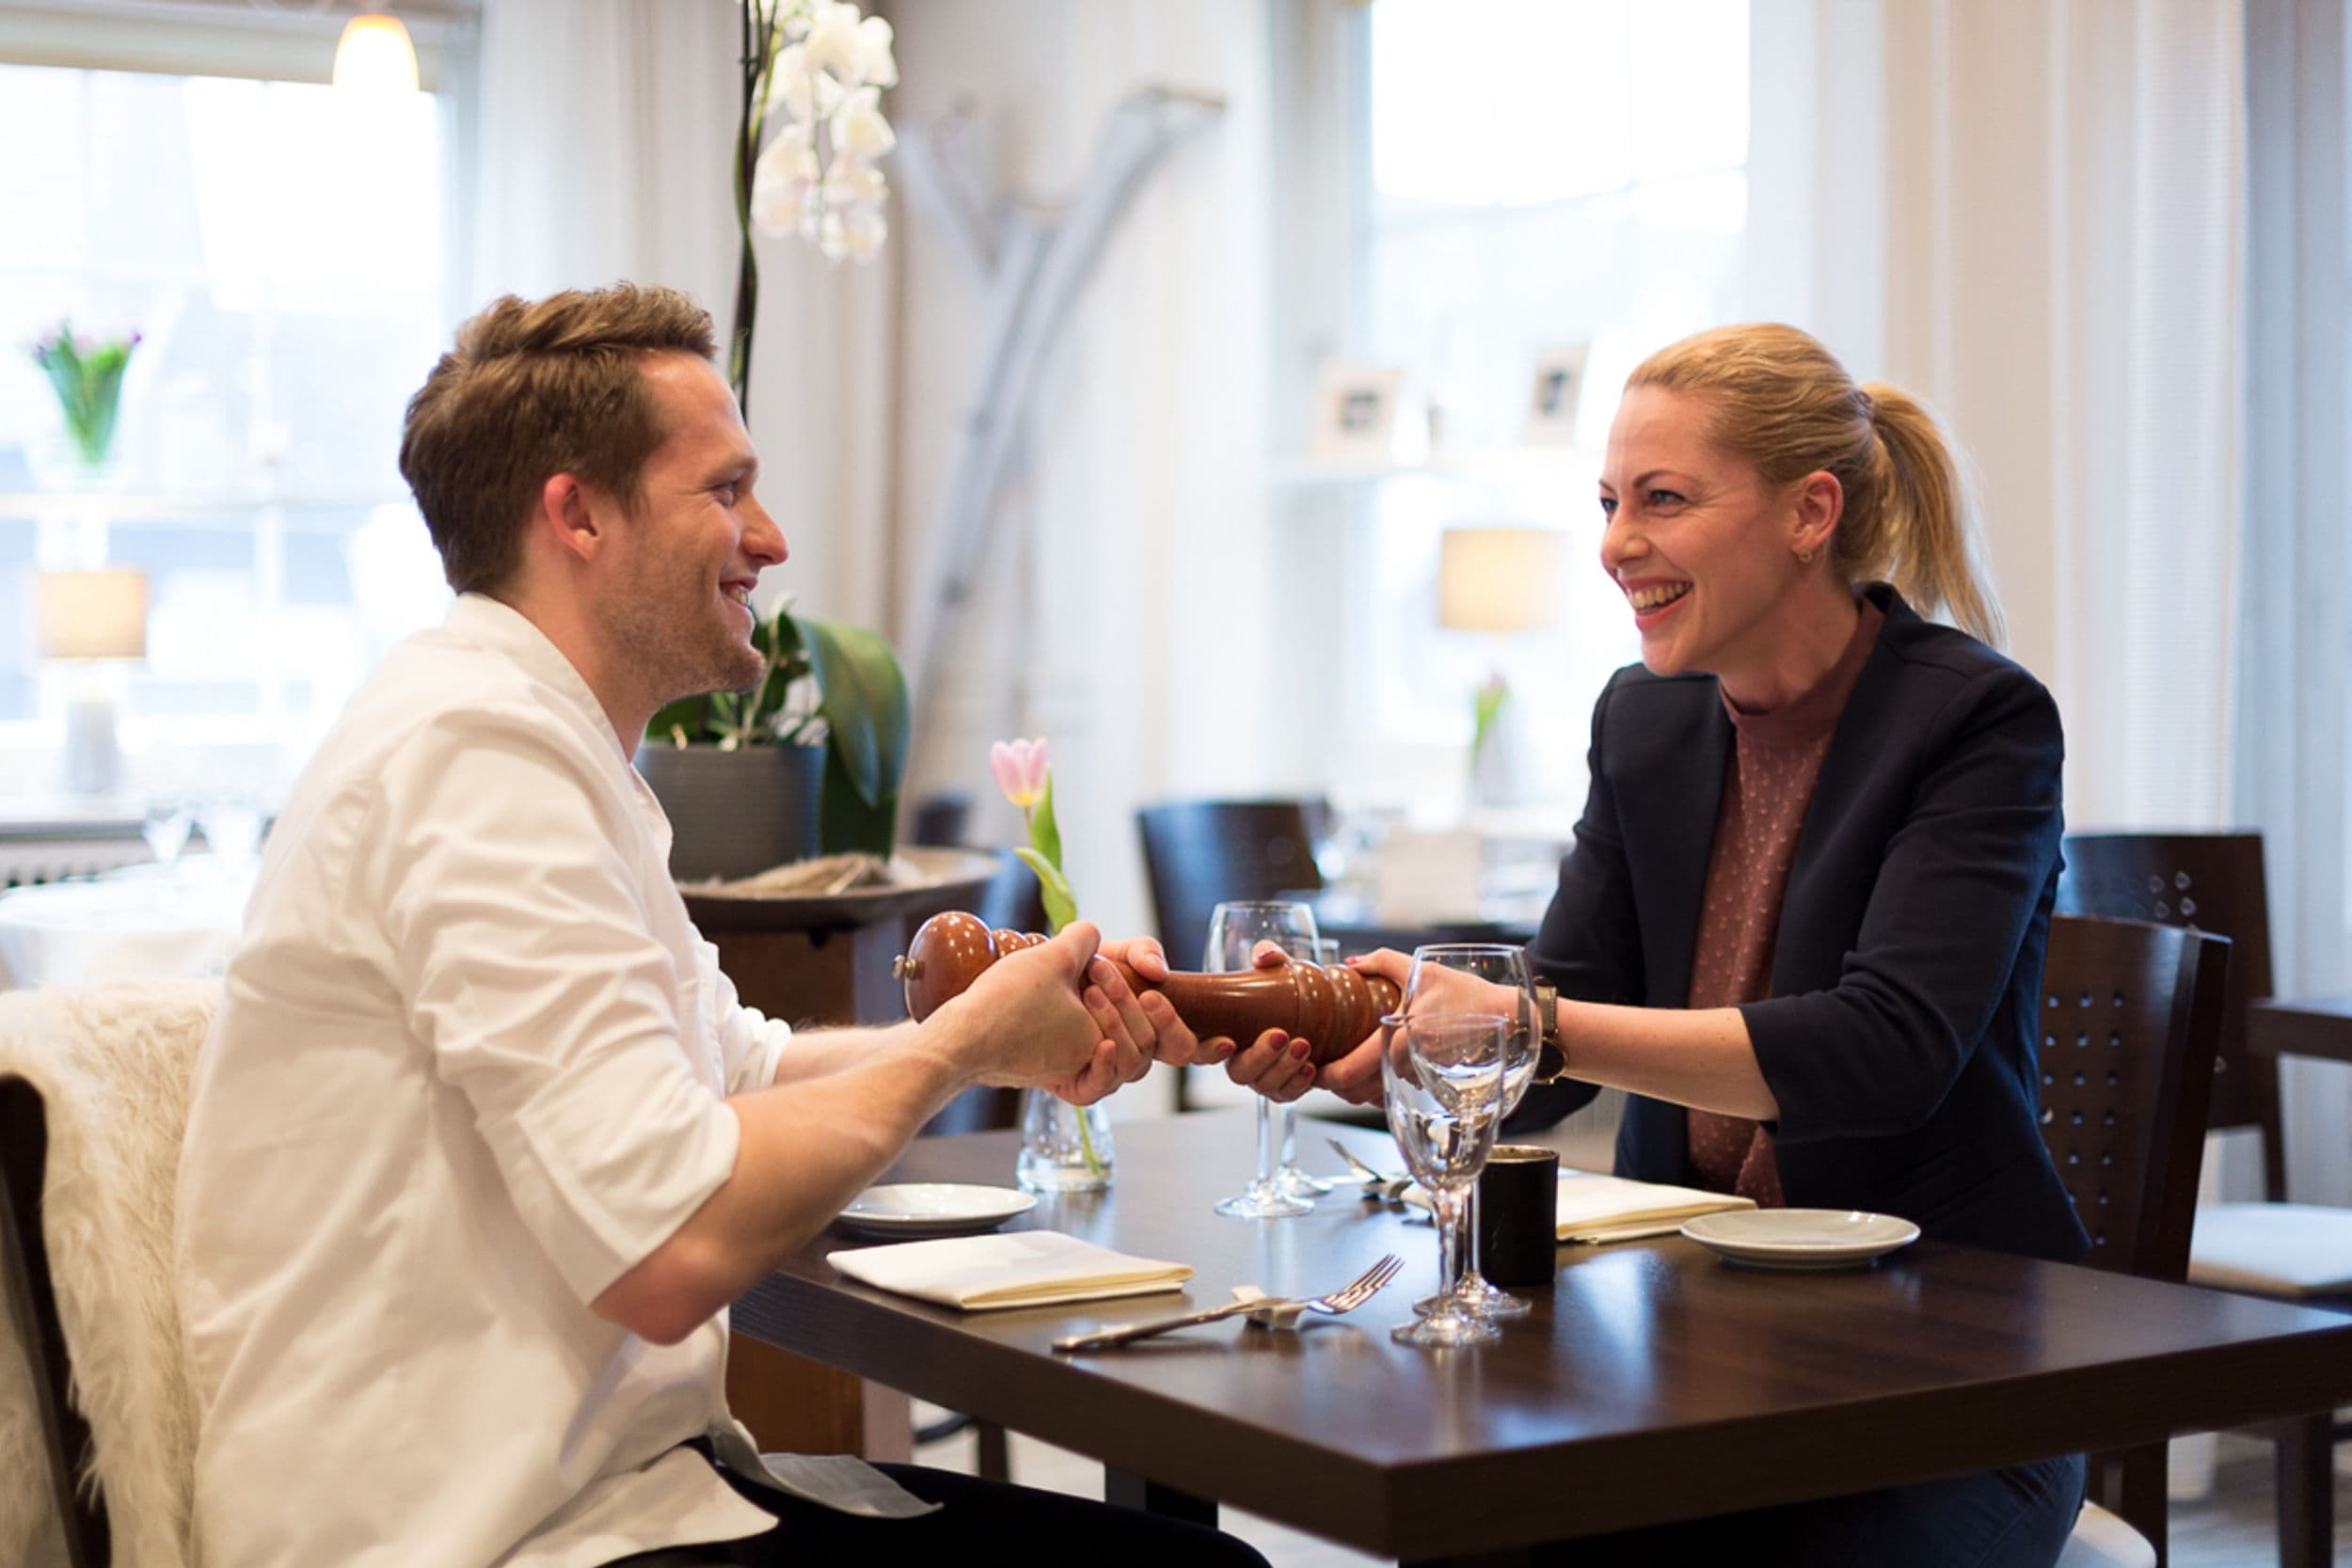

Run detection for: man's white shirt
[[177, 594, 791, 1568]]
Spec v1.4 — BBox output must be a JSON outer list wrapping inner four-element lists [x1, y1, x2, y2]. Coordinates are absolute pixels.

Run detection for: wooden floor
[[919, 1419, 2352, 1566]]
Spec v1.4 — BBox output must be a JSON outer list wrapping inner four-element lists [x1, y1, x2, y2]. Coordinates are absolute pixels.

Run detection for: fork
[[1051, 1254, 1405, 1353], [1327, 1137, 1413, 1201]]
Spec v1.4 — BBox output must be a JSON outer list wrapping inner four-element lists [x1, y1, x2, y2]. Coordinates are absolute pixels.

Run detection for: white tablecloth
[[0, 858, 254, 990]]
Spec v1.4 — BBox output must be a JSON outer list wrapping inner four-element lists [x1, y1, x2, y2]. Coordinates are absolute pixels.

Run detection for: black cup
[[1477, 1144, 1562, 1287]]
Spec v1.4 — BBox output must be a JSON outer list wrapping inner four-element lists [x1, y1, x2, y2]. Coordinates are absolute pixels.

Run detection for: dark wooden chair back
[[2057, 832, 2282, 1199], [1, 1075, 109, 1567], [1136, 799, 1328, 970], [2038, 915, 2230, 1282], [2037, 915, 2229, 1561]]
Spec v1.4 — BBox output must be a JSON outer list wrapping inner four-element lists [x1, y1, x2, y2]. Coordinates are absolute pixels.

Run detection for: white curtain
[[466, 0, 894, 631], [1746, 0, 2243, 831], [2238, 0, 2352, 1204]]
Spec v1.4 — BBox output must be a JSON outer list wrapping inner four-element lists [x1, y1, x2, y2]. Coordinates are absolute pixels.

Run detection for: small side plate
[[1679, 1209, 1921, 1271], [836, 1182, 1038, 1241]]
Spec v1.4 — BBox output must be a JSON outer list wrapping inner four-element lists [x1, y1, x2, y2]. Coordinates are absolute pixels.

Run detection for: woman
[[1232, 323, 2085, 1566]]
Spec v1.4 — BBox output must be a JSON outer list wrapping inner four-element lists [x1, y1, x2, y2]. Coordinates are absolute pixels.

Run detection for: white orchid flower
[[852, 15, 898, 88], [824, 153, 888, 208], [767, 43, 814, 123], [838, 203, 887, 262], [831, 86, 896, 160], [817, 209, 849, 262], [803, 1, 863, 81], [749, 136, 820, 237]]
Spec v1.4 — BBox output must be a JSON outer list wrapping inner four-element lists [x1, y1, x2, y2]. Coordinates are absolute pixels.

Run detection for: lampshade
[[334, 12, 419, 92], [37, 569, 149, 661], [1437, 527, 1563, 633]]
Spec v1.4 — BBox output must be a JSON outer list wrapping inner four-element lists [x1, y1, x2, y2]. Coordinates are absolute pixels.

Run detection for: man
[[176, 285, 1268, 1568]]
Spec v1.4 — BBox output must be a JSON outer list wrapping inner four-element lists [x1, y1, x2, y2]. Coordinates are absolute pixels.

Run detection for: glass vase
[[1014, 1086, 1114, 1193]]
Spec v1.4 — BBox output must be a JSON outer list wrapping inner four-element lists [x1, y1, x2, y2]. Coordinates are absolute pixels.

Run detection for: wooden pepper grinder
[[891, 911, 1398, 1064]]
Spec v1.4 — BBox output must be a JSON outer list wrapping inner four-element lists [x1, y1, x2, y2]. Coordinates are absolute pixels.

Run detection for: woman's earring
[[1795, 546, 1816, 564]]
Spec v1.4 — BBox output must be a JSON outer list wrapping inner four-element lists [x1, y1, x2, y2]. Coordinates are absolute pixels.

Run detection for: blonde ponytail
[[1629, 325, 2006, 647], [1854, 383, 2004, 647]]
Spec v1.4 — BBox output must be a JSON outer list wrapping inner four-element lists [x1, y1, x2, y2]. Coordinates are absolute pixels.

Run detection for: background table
[[738, 1112, 2352, 1565], [0, 857, 252, 990], [2248, 995, 2352, 1065]]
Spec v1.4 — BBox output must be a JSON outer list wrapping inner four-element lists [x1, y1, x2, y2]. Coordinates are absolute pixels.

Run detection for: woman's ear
[[1791, 469, 1843, 561]]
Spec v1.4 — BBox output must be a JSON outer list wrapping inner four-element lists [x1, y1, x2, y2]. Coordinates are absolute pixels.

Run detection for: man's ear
[[534, 473, 605, 566]]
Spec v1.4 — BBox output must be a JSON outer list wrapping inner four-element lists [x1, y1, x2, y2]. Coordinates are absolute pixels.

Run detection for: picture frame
[[1310, 363, 1406, 464], [1524, 342, 1591, 446]]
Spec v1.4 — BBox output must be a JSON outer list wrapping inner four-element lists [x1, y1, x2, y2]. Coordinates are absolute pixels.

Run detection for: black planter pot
[[633, 742, 824, 882]]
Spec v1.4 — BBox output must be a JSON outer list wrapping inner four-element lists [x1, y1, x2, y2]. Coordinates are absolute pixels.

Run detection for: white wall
[[886, 0, 1278, 959]]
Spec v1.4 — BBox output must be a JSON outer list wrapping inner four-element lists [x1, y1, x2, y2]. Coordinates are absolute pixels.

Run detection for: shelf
[[1266, 445, 1602, 489]]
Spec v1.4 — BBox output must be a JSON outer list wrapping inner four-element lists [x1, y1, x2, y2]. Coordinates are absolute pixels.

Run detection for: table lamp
[[1437, 527, 1562, 807], [36, 567, 148, 796]]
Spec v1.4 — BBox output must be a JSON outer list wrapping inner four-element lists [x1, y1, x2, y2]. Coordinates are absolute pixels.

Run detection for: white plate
[[1678, 1209, 1921, 1271], [836, 1183, 1037, 1240]]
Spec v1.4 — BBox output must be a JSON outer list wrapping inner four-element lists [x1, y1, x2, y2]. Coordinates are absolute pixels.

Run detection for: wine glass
[[140, 797, 192, 869], [1270, 936, 1341, 1199], [1404, 944, 1539, 1322], [1382, 1010, 1505, 1348], [1208, 900, 1321, 1220]]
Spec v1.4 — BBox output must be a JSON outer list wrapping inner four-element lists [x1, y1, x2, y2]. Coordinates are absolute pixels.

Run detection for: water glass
[[1208, 900, 1321, 1220], [1383, 1011, 1505, 1348], [141, 798, 193, 869], [1404, 944, 1539, 1322]]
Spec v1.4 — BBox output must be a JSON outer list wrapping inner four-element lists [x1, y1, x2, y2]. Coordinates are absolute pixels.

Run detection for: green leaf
[[646, 694, 709, 747], [1013, 847, 1080, 935], [1030, 772, 1065, 873], [818, 738, 898, 857], [797, 614, 910, 809]]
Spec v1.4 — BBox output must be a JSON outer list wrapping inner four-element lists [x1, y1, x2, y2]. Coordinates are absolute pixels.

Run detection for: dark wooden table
[[734, 1112, 2352, 1564], [2248, 995, 2352, 1064]]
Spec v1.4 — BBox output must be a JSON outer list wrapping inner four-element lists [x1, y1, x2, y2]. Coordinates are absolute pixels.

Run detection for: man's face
[[593, 353, 787, 706]]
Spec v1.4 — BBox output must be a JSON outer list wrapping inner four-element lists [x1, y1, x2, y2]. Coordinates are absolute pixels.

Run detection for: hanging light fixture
[[333, 11, 418, 92]]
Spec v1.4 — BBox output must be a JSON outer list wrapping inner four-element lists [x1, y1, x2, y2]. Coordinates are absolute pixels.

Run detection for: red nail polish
[[1290, 1038, 1310, 1060]]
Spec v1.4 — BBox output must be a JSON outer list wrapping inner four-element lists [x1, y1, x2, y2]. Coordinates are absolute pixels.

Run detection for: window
[[1342, 0, 1750, 807], [0, 61, 453, 790]]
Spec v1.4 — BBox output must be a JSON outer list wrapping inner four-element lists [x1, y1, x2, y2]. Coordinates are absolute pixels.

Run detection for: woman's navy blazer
[[1516, 583, 2088, 1263]]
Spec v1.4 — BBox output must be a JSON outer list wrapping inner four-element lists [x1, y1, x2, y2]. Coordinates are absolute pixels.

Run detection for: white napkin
[[1405, 1169, 1757, 1243], [827, 1229, 1193, 1311], [1550, 1171, 1756, 1243]]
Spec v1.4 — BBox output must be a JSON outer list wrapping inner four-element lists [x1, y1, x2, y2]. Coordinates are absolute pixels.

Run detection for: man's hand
[[947, 922, 1118, 1090]]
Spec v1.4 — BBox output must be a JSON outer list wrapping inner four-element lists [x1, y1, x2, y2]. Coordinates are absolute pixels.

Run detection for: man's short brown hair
[[398, 284, 720, 594]]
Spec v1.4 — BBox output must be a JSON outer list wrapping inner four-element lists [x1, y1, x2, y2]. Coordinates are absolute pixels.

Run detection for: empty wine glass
[[1405, 944, 1539, 1322], [1383, 1011, 1506, 1348], [194, 797, 264, 871], [1209, 899, 1321, 1220], [1270, 935, 1341, 1199], [141, 797, 192, 869]]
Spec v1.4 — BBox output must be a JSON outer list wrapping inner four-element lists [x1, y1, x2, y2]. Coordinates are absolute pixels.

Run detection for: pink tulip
[[989, 736, 1051, 811]]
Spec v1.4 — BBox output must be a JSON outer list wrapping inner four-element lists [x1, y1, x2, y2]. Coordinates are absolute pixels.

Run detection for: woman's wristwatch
[[1531, 980, 1567, 1082]]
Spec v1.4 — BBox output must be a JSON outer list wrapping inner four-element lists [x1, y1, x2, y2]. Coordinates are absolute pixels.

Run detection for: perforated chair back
[[2058, 832, 2281, 1198], [1136, 800, 1328, 969], [2037, 915, 2229, 1282]]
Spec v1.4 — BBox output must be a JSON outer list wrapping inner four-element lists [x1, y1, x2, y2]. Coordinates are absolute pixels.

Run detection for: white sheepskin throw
[[0, 983, 216, 1568]]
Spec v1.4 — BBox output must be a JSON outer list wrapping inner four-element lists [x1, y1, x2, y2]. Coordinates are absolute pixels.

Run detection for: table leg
[[1103, 1466, 1217, 1528]]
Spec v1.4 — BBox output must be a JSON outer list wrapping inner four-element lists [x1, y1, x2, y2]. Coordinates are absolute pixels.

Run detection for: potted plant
[[637, 602, 909, 881]]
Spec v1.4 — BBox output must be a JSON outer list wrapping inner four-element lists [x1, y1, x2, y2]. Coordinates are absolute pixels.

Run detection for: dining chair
[[1136, 799, 1329, 1113], [2058, 832, 2348, 1568], [2038, 914, 2230, 1568], [0, 981, 220, 1568]]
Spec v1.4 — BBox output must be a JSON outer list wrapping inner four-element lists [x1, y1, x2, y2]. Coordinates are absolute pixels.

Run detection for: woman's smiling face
[[1598, 384, 1820, 691]]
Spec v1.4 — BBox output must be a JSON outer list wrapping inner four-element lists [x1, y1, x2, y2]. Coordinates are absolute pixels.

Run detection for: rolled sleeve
[[702, 940, 794, 1093], [373, 707, 740, 1302]]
